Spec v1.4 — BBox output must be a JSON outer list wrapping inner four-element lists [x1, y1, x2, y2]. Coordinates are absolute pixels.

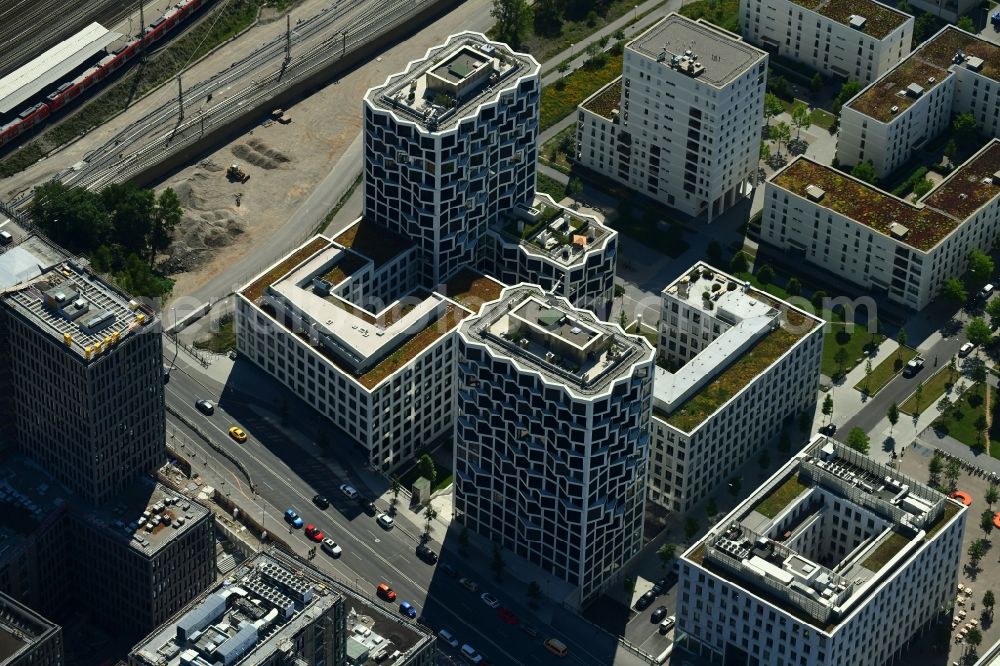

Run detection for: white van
[[981, 283, 995, 300], [460, 644, 483, 664], [0, 230, 12, 245]]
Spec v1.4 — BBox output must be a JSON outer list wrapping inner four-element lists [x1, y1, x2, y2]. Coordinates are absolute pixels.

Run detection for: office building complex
[[481, 193, 618, 316], [0, 235, 164, 504], [363, 32, 540, 286], [740, 0, 911, 86], [0, 592, 63, 666], [676, 436, 967, 666], [764, 139, 1000, 309], [236, 225, 501, 471], [648, 264, 823, 513], [576, 14, 767, 222], [129, 549, 435, 666], [838, 26, 1000, 178], [454, 285, 655, 605], [0, 456, 215, 638]]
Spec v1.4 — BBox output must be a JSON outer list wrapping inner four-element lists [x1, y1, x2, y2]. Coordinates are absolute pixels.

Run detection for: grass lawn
[[540, 54, 623, 131], [853, 346, 918, 396], [822, 323, 873, 378], [679, 0, 739, 32], [932, 383, 1000, 458], [540, 124, 575, 175], [862, 531, 909, 572], [900, 366, 957, 415], [399, 458, 453, 494], [628, 321, 658, 348], [754, 475, 809, 518], [778, 99, 836, 131], [536, 171, 568, 202], [193, 316, 235, 353]]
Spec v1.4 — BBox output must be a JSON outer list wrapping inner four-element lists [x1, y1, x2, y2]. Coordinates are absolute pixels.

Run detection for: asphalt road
[[162, 349, 645, 665]]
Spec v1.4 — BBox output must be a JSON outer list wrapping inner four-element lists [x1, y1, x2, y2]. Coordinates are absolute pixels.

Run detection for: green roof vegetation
[[923, 142, 1000, 219], [862, 530, 910, 572], [754, 475, 810, 518], [814, 0, 910, 39], [848, 57, 947, 122], [917, 27, 1000, 83], [321, 252, 368, 285], [444, 268, 504, 314], [582, 78, 621, 120], [242, 237, 330, 304], [926, 499, 962, 539]]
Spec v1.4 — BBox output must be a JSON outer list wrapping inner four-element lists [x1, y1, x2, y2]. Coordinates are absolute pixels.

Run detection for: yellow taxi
[[228, 426, 248, 442]]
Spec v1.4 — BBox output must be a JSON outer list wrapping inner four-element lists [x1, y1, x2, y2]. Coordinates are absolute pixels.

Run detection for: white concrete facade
[[648, 263, 824, 514], [764, 140, 1000, 309], [576, 14, 767, 222], [740, 0, 912, 85], [676, 436, 967, 666], [838, 26, 1000, 178], [454, 284, 654, 606]]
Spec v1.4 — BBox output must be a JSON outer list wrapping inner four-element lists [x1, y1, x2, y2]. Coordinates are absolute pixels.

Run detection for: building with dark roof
[[0, 591, 63, 666]]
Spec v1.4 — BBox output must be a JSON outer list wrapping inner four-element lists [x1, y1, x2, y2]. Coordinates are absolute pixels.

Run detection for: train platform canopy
[[0, 22, 122, 115]]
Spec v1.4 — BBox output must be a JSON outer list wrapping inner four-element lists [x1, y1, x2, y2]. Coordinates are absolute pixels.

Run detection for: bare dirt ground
[[156, 0, 493, 300]]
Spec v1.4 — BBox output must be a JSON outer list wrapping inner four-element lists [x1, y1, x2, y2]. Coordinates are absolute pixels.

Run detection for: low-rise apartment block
[[649, 263, 823, 514], [740, 0, 912, 85], [480, 193, 617, 316], [363, 32, 539, 286], [839, 26, 1000, 178], [0, 592, 63, 666], [236, 222, 503, 472], [765, 139, 1000, 309], [676, 436, 967, 666], [454, 284, 654, 605], [129, 549, 435, 666], [577, 14, 767, 222]]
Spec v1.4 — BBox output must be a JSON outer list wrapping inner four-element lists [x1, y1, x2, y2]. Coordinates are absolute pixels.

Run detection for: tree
[[851, 160, 877, 184], [811, 72, 823, 92], [913, 12, 937, 43], [730, 251, 749, 274], [684, 516, 699, 540], [982, 510, 995, 537], [786, 277, 802, 296], [941, 276, 968, 303], [944, 138, 958, 163], [390, 477, 402, 507], [150, 188, 182, 265], [757, 264, 775, 286], [423, 503, 437, 536], [566, 176, 583, 198], [526, 581, 542, 607], [967, 317, 993, 349], [533, 0, 564, 36], [707, 240, 723, 265], [811, 290, 828, 312], [759, 140, 771, 163], [791, 103, 811, 139], [915, 384, 924, 413], [929, 453, 944, 480], [834, 347, 850, 377], [957, 15, 975, 32], [864, 358, 873, 393], [491, 0, 530, 45], [772, 121, 791, 155], [946, 458, 962, 490], [969, 538, 988, 565], [948, 355, 959, 384], [491, 542, 506, 580], [557, 62, 569, 79], [968, 626, 983, 654], [417, 453, 437, 488], [986, 298, 1000, 331], [973, 359, 989, 385], [845, 427, 870, 454], [896, 328, 907, 362], [969, 248, 995, 288], [832, 80, 861, 114], [988, 484, 999, 509], [936, 395, 953, 415], [887, 402, 900, 435], [657, 543, 677, 569], [763, 92, 784, 127], [822, 394, 834, 424], [954, 111, 979, 144], [984, 590, 996, 618]]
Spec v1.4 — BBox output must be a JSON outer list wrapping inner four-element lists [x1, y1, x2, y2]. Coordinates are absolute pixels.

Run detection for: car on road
[[659, 615, 676, 634], [376, 513, 394, 530], [339, 484, 359, 499], [960, 342, 976, 357], [359, 499, 378, 516], [543, 638, 568, 657], [304, 524, 324, 542], [981, 283, 995, 300], [480, 592, 500, 609], [818, 423, 837, 436], [377, 583, 396, 601], [652, 572, 678, 595], [460, 577, 479, 592], [416, 543, 438, 564], [399, 601, 417, 618], [903, 357, 925, 378], [634, 590, 656, 611], [195, 399, 214, 415], [521, 623, 539, 637], [460, 644, 483, 664], [228, 426, 247, 442], [321, 538, 341, 557], [312, 494, 329, 509], [498, 608, 519, 625], [437, 629, 460, 648], [651, 606, 668, 623], [440, 563, 458, 577], [284, 509, 303, 529]]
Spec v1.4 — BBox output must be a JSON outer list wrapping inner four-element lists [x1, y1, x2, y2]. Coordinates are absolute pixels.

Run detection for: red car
[[304, 524, 324, 542], [377, 582, 396, 601], [498, 607, 519, 625]]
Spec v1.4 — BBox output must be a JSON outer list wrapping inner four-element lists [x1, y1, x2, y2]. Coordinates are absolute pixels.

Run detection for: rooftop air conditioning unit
[[890, 105, 899, 113]]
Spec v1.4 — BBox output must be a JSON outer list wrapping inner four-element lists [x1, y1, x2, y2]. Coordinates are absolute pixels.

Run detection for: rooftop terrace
[[772, 143, 1000, 250], [849, 26, 1000, 122], [493, 198, 614, 267], [461, 285, 652, 396], [804, 0, 911, 39], [366, 32, 539, 131], [629, 14, 767, 88]]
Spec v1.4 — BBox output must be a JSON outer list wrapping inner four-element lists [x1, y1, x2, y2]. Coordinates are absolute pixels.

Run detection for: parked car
[[312, 494, 329, 509], [480, 592, 500, 609], [460, 577, 479, 593], [651, 606, 668, 623], [195, 399, 214, 415], [818, 423, 837, 436], [634, 590, 656, 611], [659, 616, 676, 634], [228, 426, 247, 442], [359, 498, 378, 516], [377, 582, 396, 601], [304, 524, 324, 542], [399, 601, 417, 618], [981, 283, 995, 300], [416, 543, 438, 564], [959, 342, 975, 357], [437, 629, 459, 648], [339, 484, 359, 499], [903, 357, 925, 378], [460, 644, 483, 664], [321, 538, 341, 557], [376, 513, 394, 530], [284, 509, 303, 529], [652, 572, 678, 595]]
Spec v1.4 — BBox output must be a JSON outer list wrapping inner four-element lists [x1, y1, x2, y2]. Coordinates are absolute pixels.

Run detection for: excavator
[[226, 163, 250, 183]]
